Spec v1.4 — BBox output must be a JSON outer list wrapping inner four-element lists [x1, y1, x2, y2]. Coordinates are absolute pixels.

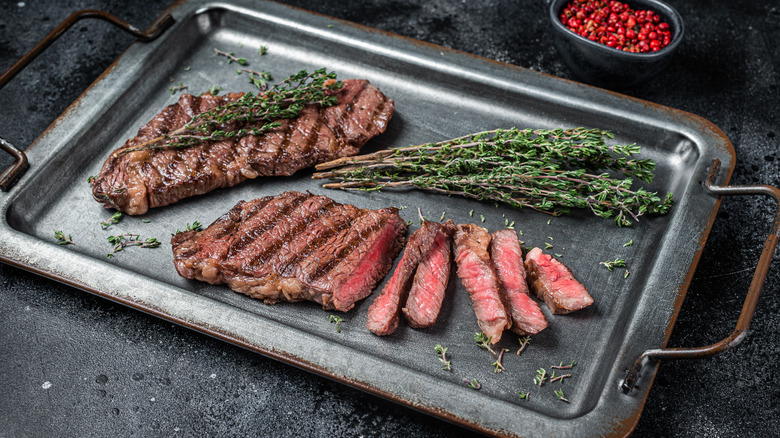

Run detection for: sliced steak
[[172, 191, 406, 312], [524, 247, 593, 314], [92, 79, 394, 215], [366, 220, 450, 335], [489, 230, 548, 335], [453, 224, 511, 343], [402, 222, 454, 329]]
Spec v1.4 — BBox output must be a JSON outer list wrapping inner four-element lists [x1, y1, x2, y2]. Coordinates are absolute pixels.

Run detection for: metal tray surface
[[0, 1, 734, 436]]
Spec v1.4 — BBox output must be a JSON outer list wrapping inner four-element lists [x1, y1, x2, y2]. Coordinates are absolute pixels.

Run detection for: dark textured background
[[1, 1, 778, 436]]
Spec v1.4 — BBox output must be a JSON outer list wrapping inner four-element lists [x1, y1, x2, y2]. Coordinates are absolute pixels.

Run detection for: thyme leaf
[[600, 258, 627, 271], [313, 128, 673, 226], [463, 378, 481, 390], [554, 388, 570, 403], [107, 234, 160, 258], [518, 391, 530, 401], [434, 344, 452, 371], [329, 315, 343, 333], [100, 211, 123, 229], [54, 230, 75, 246], [474, 332, 496, 355], [115, 69, 342, 157]]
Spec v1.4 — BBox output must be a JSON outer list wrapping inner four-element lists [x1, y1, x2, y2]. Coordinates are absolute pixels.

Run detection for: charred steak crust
[[171, 191, 406, 312], [92, 79, 394, 215], [453, 224, 511, 344], [366, 220, 452, 336]]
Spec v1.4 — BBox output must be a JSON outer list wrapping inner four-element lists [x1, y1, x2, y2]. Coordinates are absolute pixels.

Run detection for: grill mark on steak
[[274, 206, 364, 277], [170, 191, 406, 311], [226, 192, 309, 258], [240, 197, 336, 273], [92, 79, 393, 215], [303, 211, 387, 283]]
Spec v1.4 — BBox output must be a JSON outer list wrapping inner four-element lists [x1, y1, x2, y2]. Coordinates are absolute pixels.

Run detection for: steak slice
[[92, 79, 394, 215], [524, 247, 593, 314], [366, 220, 450, 336], [402, 222, 454, 329], [171, 191, 407, 311], [453, 224, 511, 344], [489, 230, 548, 335]]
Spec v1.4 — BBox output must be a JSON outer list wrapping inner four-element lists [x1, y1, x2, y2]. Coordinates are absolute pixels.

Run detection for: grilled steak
[[366, 220, 451, 335], [489, 230, 548, 335], [453, 224, 511, 343], [171, 191, 406, 312], [92, 79, 394, 215], [402, 222, 454, 329], [524, 247, 593, 314]]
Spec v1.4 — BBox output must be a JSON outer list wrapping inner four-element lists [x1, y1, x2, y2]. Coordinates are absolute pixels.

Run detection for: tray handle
[[0, 9, 174, 191], [621, 159, 780, 393]]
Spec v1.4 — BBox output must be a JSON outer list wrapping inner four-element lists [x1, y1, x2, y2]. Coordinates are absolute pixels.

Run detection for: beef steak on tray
[[171, 191, 407, 312], [92, 79, 394, 215]]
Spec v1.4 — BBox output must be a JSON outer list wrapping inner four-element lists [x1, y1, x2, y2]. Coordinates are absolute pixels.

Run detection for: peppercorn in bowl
[[549, 0, 684, 88]]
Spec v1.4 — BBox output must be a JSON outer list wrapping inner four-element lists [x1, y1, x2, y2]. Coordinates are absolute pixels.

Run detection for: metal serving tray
[[1, 1, 777, 436]]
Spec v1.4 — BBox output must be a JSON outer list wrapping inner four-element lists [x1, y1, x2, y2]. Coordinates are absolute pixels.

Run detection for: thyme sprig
[[115, 69, 343, 157], [474, 332, 496, 355], [54, 230, 75, 246], [492, 348, 509, 373], [600, 258, 627, 271], [100, 212, 122, 229], [329, 315, 344, 333], [463, 378, 481, 390], [107, 234, 161, 258], [518, 391, 530, 401], [238, 68, 273, 91], [434, 344, 452, 371], [555, 388, 570, 403], [534, 368, 547, 387], [175, 221, 202, 234], [214, 48, 248, 65], [313, 128, 673, 226], [517, 336, 531, 356]]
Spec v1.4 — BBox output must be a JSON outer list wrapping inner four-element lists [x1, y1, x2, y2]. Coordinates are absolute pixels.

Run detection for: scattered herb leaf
[[434, 344, 452, 371], [463, 378, 481, 390], [54, 230, 75, 246], [517, 336, 531, 356], [107, 234, 160, 258], [329, 314, 343, 333], [518, 391, 530, 401], [623, 239, 634, 247], [100, 211, 123, 229], [474, 332, 496, 355], [600, 258, 627, 271], [554, 388, 570, 403]]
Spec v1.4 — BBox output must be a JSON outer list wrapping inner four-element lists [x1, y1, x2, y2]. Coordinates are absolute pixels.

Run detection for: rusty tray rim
[[0, 1, 739, 436]]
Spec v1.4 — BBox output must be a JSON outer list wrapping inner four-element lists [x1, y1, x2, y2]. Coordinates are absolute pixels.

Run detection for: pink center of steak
[[366, 220, 452, 336], [453, 224, 510, 343], [402, 229, 452, 329], [489, 229, 548, 335], [524, 247, 593, 314]]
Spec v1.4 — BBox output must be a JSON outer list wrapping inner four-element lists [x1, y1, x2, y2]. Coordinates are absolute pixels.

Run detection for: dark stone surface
[[1, 0, 778, 436]]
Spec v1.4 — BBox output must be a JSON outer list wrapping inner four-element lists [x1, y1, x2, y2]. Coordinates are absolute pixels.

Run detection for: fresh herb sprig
[[238, 68, 273, 91], [517, 336, 531, 356], [100, 211, 123, 229], [329, 315, 344, 333], [115, 69, 343, 157], [463, 378, 481, 390], [214, 48, 248, 65], [600, 258, 627, 271], [313, 128, 673, 226], [175, 221, 202, 234], [474, 332, 496, 355], [54, 230, 75, 246], [434, 344, 452, 371], [554, 388, 570, 403], [107, 234, 161, 258], [492, 348, 509, 373]]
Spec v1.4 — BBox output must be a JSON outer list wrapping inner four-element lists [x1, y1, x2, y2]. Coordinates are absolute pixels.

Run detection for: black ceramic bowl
[[549, 0, 684, 88]]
